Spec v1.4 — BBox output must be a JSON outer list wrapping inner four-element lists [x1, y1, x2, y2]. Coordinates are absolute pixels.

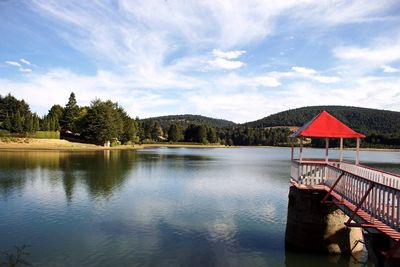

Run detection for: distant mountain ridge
[[141, 114, 236, 129], [143, 106, 400, 136], [243, 106, 400, 135]]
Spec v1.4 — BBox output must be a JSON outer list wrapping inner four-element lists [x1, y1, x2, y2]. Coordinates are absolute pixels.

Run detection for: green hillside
[[244, 106, 400, 135], [141, 114, 236, 129]]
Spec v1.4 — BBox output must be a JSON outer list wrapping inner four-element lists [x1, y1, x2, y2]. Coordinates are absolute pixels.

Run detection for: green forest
[[0, 93, 399, 147]]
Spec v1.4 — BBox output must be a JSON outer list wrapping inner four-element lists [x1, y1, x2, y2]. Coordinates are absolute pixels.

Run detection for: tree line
[[2, 93, 398, 147], [0, 93, 294, 146]]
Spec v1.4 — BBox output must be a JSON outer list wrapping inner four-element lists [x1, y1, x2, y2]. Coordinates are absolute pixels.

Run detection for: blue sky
[[1, 0, 400, 123]]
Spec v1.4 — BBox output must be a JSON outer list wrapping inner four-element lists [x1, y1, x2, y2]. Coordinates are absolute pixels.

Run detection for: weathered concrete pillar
[[285, 186, 364, 254]]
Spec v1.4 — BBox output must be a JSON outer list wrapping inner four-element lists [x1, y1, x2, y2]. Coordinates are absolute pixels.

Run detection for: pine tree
[[24, 114, 34, 133], [80, 100, 123, 144], [151, 121, 163, 141], [196, 125, 207, 143], [207, 127, 217, 143], [11, 111, 23, 133], [3, 113, 11, 131], [61, 92, 80, 132], [168, 123, 183, 142], [33, 115, 40, 132]]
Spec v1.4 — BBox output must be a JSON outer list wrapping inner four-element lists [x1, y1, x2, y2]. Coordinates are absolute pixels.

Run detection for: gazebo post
[[299, 138, 303, 163], [291, 143, 294, 161], [356, 138, 360, 165], [340, 138, 343, 162], [325, 138, 329, 163]]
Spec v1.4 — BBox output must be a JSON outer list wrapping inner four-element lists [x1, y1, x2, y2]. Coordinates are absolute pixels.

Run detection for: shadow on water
[[285, 250, 372, 267]]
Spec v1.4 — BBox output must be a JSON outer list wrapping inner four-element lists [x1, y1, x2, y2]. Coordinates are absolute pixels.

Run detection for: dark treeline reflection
[[0, 150, 214, 201], [0, 151, 139, 200]]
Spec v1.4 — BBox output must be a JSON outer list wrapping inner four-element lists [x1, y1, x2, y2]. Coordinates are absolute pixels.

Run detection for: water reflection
[[0, 151, 139, 200], [0, 148, 398, 266]]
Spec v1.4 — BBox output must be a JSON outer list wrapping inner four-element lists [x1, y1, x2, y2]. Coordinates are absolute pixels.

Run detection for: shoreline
[[0, 138, 228, 151], [0, 138, 399, 152]]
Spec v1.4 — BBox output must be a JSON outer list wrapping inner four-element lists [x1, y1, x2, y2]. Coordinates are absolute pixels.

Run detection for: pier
[[285, 111, 400, 266]]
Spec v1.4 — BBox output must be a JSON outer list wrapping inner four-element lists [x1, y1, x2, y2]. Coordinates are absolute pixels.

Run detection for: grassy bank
[[0, 138, 227, 151]]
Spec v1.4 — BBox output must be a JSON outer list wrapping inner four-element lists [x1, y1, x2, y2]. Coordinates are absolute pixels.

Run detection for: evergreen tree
[[3, 113, 11, 131], [150, 121, 163, 141], [117, 107, 139, 144], [168, 123, 183, 142], [11, 111, 23, 133], [81, 100, 123, 144], [61, 92, 80, 132], [24, 114, 34, 133], [0, 93, 30, 122], [207, 127, 217, 143], [196, 125, 207, 143], [184, 124, 197, 142], [33, 115, 40, 132], [46, 104, 63, 131]]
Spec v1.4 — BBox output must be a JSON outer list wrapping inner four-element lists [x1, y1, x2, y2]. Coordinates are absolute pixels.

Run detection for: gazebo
[[288, 110, 400, 261], [290, 110, 366, 164]]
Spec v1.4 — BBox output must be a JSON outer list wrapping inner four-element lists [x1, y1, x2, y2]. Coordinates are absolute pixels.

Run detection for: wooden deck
[[291, 159, 400, 257]]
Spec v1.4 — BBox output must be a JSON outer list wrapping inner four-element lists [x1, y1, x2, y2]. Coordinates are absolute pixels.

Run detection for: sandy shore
[[0, 138, 227, 151]]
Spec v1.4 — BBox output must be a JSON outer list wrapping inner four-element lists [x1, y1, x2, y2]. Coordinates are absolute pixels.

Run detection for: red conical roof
[[290, 110, 365, 138]]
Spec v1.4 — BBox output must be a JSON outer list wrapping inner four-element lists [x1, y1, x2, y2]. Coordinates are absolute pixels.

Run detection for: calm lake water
[[1, 147, 399, 267]]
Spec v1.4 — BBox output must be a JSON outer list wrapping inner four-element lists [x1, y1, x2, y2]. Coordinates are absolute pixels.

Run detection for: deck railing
[[332, 161, 400, 189], [291, 160, 326, 185], [291, 159, 400, 232]]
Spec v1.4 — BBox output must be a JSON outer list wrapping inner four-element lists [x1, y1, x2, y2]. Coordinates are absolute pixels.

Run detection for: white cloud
[[290, 0, 397, 26], [381, 65, 400, 73], [253, 76, 281, 87], [19, 68, 32, 73], [313, 75, 341, 83], [5, 60, 32, 73], [5, 61, 21, 67], [208, 49, 246, 70], [332, 35, 400, 78], [208, 57, 245, 70], [212, 49, 246, 59], [215, 73, 281, 88], [1, 1, 397, 122], [20, 58, 33, 65], [334, 41, 400, 64], [292, 66, 317, 75], [270, 66, 341, 84], [30, 0, 396, 72], [1, 66, 399, 123]]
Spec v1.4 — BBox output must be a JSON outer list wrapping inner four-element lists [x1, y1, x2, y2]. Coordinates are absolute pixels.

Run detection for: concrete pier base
[[364, 233, 400, 267], [285, 186, 364, 254]]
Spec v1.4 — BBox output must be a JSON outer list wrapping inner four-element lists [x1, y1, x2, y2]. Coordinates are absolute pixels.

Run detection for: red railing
[[291, 159, 400, 233]]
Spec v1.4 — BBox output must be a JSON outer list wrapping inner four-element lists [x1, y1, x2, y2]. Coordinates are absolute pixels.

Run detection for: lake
[[1, 147, 399, 266]]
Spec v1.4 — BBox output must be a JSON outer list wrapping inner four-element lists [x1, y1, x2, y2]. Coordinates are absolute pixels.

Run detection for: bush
[[0, 130, 60, 139], [0, 129, 11, 137], [27, 131, 60, 139], [111, 139, 121, 147]]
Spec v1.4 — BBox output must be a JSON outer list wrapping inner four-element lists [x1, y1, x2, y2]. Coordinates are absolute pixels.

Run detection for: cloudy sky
[[1, 0, 400, 123]]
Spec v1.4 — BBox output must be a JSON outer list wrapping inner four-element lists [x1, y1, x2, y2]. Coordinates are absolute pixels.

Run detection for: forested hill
[[244, 106, 400, 135], [141, 114, 236, 129]]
